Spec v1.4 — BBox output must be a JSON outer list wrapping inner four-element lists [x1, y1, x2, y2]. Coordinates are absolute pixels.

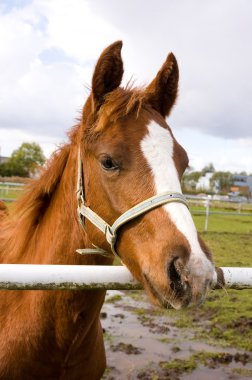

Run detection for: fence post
[[204, 198, 210, 232], [237, 202, 242, 214]]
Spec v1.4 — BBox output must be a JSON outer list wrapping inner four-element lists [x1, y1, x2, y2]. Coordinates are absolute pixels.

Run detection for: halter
[[76, 148, 188, 259]]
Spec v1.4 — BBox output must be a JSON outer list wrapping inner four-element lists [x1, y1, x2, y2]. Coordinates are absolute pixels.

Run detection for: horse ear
[[91, 40, 124, 112], [145, 53, 179, 117]]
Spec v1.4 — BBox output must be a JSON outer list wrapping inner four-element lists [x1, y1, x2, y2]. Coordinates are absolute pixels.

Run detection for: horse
[[0, 41, 215, 380]]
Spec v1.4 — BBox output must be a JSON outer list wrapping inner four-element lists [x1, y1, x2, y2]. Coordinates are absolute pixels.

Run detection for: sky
[[0, 0, 251, 173]]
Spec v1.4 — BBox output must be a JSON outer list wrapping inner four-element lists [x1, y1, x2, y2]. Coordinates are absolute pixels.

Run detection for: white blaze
[[141, 120, 213, 275]]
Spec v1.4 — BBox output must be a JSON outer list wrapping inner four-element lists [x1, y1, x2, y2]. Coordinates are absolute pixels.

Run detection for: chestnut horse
[[0, 41, 214, 379]]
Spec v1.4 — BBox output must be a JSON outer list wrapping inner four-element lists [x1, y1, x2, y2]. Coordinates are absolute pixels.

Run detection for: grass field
[[0, 186, 24, 200]]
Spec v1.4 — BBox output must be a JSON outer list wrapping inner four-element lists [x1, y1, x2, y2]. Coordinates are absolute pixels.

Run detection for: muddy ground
[[101, 290, 252, 380]]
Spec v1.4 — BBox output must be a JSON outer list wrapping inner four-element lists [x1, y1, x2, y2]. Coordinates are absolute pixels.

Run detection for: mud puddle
[[101, 290, 252, 380]]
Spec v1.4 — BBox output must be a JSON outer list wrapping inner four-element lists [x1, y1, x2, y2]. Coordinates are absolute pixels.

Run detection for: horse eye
[[101, 156, 119, 171]]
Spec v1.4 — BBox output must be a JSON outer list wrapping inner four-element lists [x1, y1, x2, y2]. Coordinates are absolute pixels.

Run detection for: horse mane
[[0, 126, 80, 263]]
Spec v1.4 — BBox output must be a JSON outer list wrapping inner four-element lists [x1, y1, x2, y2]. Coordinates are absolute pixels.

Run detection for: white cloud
[[38, 0, 124, 62], [91, 0, 252, 139], [238, 138, 252, 148], [0, 4, 44, 87], [0, 0, 252, 173], [0, 127, 59, 158], [1, 59, 85, 135], [0, 0, 123, 139], [174, 128, 252, 173]]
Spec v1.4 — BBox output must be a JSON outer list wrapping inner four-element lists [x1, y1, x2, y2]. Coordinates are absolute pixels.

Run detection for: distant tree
[[184, 171, 202, 182], [210, 171, 233, 193], [182, 170, 202, 192], [0, 161, 12, 177], [0, 142, 45, 177], [202, 163, 215, 175]]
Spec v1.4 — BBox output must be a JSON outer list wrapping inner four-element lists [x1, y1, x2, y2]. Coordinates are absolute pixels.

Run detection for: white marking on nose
[[140, 120, 213, 276]]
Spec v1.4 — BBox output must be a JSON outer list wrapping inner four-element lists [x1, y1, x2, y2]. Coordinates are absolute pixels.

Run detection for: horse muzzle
[[144, 255, 215, 310]]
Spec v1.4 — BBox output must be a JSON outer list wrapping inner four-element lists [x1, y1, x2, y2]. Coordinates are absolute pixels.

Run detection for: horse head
[[78, 41, 214, 310]]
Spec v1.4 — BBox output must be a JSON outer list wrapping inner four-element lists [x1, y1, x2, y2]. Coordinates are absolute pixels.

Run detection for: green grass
[[202, 232, 252, 267], [195, 289, 252, 351], [0, 186, 24, 200], [193, 213, 252, 234], [160, 351, 252, 374], [160, 356, 197, 373], [105, 294, 122, 303], [197, 217, 251, 351]]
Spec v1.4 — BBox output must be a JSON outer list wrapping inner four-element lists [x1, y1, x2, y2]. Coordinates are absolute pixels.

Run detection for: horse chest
[[59, 311, 106, 380]]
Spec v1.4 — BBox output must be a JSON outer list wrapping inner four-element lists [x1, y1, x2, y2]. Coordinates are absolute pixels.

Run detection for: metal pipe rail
[[0, 265, 251, 290]]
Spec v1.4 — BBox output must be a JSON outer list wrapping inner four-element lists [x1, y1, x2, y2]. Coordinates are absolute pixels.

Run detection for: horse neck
[[0, 142, 102, 265], [37, 144, 84, 265], [0, 143, 109, 376]]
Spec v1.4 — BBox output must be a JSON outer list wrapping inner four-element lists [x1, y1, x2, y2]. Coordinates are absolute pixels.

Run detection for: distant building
[[231, 175, 252, 196]]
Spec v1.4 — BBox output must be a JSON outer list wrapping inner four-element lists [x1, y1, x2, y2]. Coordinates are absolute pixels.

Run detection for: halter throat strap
[[76, 148, 188, 259]]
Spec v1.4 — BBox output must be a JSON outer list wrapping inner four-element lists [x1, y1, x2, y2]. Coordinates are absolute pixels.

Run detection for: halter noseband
[[76, 148, 188, 260]]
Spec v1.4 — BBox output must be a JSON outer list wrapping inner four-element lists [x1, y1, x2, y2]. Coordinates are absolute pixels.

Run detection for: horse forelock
[[82, 85, 148, 136]]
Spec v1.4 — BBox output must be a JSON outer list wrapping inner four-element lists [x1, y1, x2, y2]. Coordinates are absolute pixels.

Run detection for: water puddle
[[101, 290, 252, 380]]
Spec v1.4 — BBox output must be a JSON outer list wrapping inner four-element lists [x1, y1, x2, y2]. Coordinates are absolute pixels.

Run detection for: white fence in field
[[2, 189, 252, 233], [0, 265, 251, 290], [186, 195, 252, 231], [0, 182, 24, 202]]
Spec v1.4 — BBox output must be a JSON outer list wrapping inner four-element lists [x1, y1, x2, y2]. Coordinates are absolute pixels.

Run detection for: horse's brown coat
[[0, 41, 214, 379], [0, 138, 110, 379]]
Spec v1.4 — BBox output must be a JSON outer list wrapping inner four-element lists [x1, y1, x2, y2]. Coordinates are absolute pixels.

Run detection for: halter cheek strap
[[76, 148, 188, 260]]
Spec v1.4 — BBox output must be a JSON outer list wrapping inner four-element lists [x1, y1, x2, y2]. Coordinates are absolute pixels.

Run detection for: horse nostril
[[168, 257, 180, 285], [168, 257, 189, 293]]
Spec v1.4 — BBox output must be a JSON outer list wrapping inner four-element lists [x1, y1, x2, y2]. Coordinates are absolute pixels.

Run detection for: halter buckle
[[105, 225, 117, 247]]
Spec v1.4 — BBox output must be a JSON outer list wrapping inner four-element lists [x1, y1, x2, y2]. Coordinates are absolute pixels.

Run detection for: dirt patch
[[136, 352, 252, 379], [227, 317, 252, 334], [113, 313, 125, 319], [234, 352, 251, 365], [190, 306, 219, 322], [137, 368, 180, 380], [196, 352, 234, 368], [110, 342, 143, 355], [138, 315, 171, 334]]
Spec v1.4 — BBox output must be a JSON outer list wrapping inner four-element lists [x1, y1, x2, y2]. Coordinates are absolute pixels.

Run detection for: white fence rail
[[0, 265, 251, 290], [186, 195, 252, 231], [0, 182, 24, 202]]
